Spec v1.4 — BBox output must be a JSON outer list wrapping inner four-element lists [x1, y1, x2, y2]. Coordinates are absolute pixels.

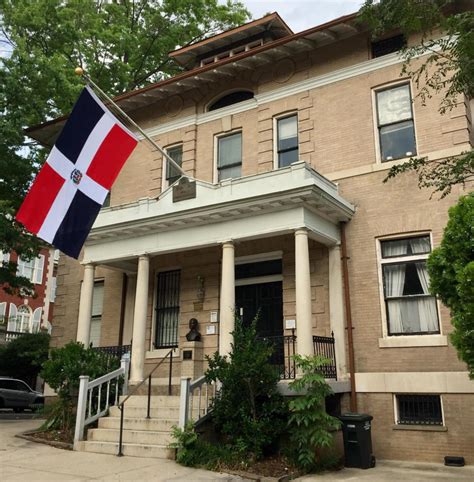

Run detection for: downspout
[[118, 273, 128, 346], [340, 222, 357, 412]]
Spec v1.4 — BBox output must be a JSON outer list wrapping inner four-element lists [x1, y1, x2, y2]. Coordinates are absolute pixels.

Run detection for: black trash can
[[339, 413, 375, 469]]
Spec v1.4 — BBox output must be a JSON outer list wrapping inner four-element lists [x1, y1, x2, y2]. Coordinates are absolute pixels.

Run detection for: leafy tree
[[359, 0, 474, 198], [287, 355, 341, 473], [0, 331, 50, 387], [0, 0, 250, 294], [205, 317, 288, 459], [427, 193, 474, 375]]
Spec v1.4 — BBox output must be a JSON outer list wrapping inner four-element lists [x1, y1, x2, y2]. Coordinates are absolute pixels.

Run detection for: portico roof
[[83, 162, 354, 271]]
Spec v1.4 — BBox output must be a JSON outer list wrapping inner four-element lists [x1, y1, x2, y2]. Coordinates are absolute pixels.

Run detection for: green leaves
[[427, 193, 474, 376], [287, 355, 341, 472], [0, 0, 250, 293]]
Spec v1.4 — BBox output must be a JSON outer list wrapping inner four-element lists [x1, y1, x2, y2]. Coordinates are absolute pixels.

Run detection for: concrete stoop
[[76, 395, 180, 459]]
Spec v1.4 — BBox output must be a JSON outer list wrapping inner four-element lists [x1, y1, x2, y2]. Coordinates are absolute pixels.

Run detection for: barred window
[[155, 270, 180, 349], [397, 394, 443, 426]]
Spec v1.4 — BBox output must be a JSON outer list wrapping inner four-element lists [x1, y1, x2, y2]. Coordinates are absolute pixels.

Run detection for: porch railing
[[260, 331, 297, 380], [74, 353, 130, 445], [313, 332, 337, 380], [5, 330, 25, 342], [179, 375, 217, 429]]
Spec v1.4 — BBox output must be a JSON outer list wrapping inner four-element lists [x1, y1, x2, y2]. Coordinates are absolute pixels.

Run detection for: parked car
[[0, 377, 44, 412]]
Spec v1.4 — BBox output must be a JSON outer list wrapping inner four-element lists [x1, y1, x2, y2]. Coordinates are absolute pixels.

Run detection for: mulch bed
[[17, 429, 73, 450], [224, 455, 301, 481]]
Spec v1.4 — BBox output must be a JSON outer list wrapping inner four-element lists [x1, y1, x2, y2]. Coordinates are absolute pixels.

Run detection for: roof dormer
[[169, 13, 293, 71]]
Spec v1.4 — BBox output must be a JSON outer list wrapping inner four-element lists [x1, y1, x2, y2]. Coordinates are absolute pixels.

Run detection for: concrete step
[[98, 416, 177, 431], [78, 440, 174, 459], [118, 395, 180, 408], [88, 428, 173, 445], [108, 405, 179, 420]]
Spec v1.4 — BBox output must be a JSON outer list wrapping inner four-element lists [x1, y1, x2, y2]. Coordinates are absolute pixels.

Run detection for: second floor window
[[376, 84, 416, 162], [380, 235, 439, 336], [277, 114, 298, 167], [166, 145, 183, 186], [217, 132, 242, 181], [17, 255, 45, 284]]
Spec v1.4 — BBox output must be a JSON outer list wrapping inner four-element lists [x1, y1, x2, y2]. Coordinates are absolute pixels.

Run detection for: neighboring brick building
[[0, 247, 58, 339], [27, 12, 473, 462]]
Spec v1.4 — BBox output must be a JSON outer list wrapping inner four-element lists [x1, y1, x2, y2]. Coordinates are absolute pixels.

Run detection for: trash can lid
[[339, 412, 373, 422]]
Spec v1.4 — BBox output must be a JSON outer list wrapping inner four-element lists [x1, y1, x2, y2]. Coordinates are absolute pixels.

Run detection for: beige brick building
[[30, 12, 474, 463]]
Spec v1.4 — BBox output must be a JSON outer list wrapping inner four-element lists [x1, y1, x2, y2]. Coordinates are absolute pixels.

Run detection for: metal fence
[[259, 331, 297, 380], [312, 332, 337, 379]]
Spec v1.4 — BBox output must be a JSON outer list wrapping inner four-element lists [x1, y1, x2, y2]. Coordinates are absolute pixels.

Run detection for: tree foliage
[[287, 355, 341, 472], [0, 0, 250, 293], [205, 317, 288, 459], [427, 193, 474, 376], [360, 0, 474, 198], [0, 331, 50, 387]]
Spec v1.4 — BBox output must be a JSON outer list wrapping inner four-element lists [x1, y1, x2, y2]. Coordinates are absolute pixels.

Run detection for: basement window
[[396, 394, 443, 426]]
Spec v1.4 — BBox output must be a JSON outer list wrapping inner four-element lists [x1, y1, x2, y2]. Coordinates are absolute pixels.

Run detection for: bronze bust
[[186, 318, 201, 342]]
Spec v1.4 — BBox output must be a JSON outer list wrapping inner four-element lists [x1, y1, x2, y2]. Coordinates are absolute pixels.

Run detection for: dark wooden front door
[[235, 281, 283, 338]]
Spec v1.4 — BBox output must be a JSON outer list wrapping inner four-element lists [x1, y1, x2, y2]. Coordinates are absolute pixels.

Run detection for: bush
[[287, 355, 341, 472], [205, 317, 288, 459], [0, 331, 50, 388], [41, 342, 119, 434]]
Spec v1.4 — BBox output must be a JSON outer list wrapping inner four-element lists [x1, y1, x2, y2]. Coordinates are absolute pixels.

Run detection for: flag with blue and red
[[16, 86, 138, 259]]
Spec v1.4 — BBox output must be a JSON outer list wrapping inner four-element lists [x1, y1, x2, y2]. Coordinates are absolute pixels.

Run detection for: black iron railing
[[92, 345, 132, 360], [117, 349, 174, 457], [259, 330, 296, 380], [313, 332, 337, 380]]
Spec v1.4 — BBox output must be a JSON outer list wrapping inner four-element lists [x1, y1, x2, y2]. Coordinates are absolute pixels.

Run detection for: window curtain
[[410, 237, 438, 332], [383, 240, 408, 333]]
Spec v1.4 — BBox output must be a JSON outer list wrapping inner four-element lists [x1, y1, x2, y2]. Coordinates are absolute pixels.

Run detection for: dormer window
[[208, 90, 254, 111]]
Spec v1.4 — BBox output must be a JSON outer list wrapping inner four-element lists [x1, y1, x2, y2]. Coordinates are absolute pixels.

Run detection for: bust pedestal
[[181, 340, 204, 380]]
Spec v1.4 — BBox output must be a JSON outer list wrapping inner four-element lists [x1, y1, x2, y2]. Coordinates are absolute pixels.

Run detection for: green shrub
[[205, 317, 288, 459], [41, 342, 119, 433], [287, 355, 341, 472]]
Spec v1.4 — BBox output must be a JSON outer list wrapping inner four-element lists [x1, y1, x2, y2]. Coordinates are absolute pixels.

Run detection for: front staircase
[[76, 395, 178, 459]]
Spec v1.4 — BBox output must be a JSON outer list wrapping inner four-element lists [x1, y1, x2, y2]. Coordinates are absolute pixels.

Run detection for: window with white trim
[[32, 307, 42, 333], [90, 281, 104, 347], [165, 144, 183, 187], [50, 277, 57, 302], [15, 305, 31, 333], [0, 302, 6, 323], [375, 84, 416, 162], [217, 132, 242, 181], [396, 394, 443, 426], [276, 114, 298, 168], [380, 235, 439, 336], [17, 255, 45, 284]]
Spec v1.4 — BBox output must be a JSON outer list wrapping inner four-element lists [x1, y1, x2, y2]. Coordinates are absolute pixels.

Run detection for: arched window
[[15, 306, 32, 333], [208, 90, 254, 111]]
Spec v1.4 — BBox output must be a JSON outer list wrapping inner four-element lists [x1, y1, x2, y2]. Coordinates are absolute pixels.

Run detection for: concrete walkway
[[0, 420, 243, 481], [2, 420, 473, 481]]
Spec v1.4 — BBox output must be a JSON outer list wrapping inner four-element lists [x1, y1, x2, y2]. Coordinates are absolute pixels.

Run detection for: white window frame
[[376, 232, 443, 345], [16, 255, 45, 284], [372, 79, 419, 165], [273, 112, 299, 170], [393, 393, 445, 427], [213, 129, 243, 184], [161, 143, 183, 192], [50, 276, 57, 302], [0, 302, 6, 323]]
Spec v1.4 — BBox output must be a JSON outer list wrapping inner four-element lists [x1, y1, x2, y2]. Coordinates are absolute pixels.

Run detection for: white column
[[329, 245, 348, 378], [130, 255, 150, 383], [295, 229, 313, 357], [76, 263, 95, 346], [219, 241, 235, 356]]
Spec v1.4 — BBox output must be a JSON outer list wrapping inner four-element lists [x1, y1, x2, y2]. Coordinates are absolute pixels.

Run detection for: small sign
[[173, 177, 196, 202], [206, 325, 216, 335], [285, 319, 296, 329], [210, 311, 218, 323]]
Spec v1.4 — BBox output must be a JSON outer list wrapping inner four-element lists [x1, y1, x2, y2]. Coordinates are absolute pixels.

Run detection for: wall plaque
[[173, 177, 196, 202]]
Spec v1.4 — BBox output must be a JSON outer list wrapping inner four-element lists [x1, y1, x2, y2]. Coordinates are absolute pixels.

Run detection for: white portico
[[76, 161, 354, 383]]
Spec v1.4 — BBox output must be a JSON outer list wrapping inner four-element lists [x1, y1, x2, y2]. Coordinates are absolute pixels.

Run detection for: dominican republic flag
[[16, 86, 138, 259]]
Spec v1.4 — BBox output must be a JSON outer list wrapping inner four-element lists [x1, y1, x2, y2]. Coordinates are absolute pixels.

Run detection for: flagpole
[[75, 68, 189, 180]]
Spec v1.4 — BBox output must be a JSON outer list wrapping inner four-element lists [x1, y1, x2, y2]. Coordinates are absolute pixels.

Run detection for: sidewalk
[[1, 419, 473, 481], [0, 420, 243, 481]]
